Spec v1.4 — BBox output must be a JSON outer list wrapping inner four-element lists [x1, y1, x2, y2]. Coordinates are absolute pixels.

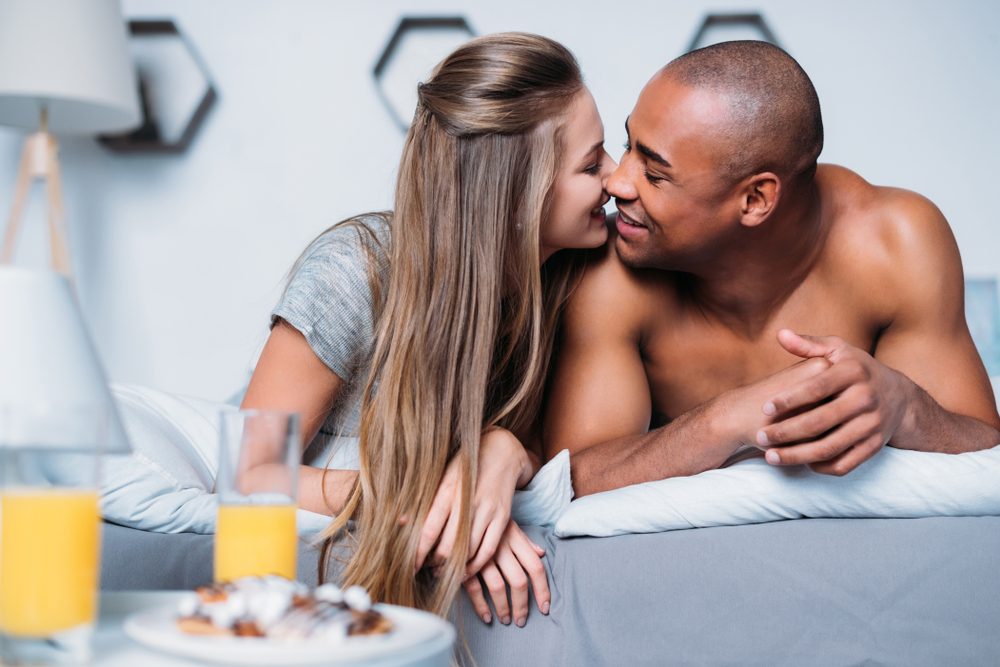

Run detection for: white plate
[[124, 603, 453, 665]]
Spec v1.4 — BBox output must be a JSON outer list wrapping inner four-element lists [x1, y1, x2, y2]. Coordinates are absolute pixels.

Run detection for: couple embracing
[[241, 33, 1000, 627]]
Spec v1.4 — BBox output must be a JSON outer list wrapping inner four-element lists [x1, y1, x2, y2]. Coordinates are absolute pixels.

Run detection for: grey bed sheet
[[100, 522, 324, 590], [101, 517, 1000, 666]]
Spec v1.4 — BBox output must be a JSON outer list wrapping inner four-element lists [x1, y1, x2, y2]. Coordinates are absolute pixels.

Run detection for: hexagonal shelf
[[686, 13, 780, 53], [373, 16, 475, 131], [99, 19, 216, 153]]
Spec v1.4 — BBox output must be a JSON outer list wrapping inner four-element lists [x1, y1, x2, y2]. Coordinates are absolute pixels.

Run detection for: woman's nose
[[601, 150, 618, 183], [606, 153, 636, 202]]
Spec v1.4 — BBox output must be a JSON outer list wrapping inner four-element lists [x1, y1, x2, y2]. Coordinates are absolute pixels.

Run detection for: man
[[543, 41, 1000, 496]]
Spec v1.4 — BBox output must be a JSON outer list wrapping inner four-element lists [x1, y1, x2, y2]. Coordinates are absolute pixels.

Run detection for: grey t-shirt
[[270, 215, 390, 469]]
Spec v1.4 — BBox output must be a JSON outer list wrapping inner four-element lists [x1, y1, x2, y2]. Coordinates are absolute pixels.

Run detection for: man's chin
[[614, 234, 659, 269]]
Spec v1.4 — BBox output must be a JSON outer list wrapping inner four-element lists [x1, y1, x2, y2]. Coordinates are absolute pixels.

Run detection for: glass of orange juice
[[215, 410, 300, 582], [1, 405, 105, 665]]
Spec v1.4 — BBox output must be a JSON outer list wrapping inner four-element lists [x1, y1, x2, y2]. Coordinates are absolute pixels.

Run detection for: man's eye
[[622, 142, 631, 152], [644, 170, 665, 184]]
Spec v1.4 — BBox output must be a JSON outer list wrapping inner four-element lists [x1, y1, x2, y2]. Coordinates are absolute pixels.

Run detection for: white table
[[91, 592, 455, 666]]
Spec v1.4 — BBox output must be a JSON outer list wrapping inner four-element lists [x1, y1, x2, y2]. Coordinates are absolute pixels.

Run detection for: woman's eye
[[583, 154, 603, 175]]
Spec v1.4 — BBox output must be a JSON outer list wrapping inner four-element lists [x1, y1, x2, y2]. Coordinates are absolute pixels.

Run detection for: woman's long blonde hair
[[319, 33, 585, 616]]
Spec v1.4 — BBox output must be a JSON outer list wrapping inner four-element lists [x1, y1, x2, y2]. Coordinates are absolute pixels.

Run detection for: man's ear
[[738, 172, 780, 228]]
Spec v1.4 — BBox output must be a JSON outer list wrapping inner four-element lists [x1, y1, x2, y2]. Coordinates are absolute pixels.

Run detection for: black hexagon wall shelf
[[373, 16, 475, 132], [686, 13, 781, 53], [99, 19, 217, 153]]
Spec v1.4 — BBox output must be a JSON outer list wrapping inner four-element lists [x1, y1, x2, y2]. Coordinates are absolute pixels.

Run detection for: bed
[[101, 514, 1000, 665]]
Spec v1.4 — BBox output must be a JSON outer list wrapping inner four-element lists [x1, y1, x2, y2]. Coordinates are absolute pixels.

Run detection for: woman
[[243, 33, 613, 625]]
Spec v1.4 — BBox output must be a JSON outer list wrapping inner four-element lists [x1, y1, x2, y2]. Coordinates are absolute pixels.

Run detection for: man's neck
[[685, 182, 825, 340]]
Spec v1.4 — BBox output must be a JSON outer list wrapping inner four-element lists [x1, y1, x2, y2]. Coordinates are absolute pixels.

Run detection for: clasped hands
[[725, 328, 913, 476], [412, 428, 549, 628], [401, 330, 908, 627]]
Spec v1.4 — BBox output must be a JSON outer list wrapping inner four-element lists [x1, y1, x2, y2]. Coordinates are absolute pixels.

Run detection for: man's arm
[[543, 252, 828, 496], [758, 193, 1000, 474]]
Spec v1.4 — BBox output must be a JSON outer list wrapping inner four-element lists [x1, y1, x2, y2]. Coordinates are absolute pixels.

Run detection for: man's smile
[[615, 208, 649, 240]]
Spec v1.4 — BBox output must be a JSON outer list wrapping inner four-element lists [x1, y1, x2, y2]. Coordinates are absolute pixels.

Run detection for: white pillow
[[41, 383, 331, 535], [511, 450, 572, 527], [550, 443, 1000, 537]]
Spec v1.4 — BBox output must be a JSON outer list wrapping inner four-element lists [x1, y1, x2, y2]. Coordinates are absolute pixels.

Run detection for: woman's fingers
[[429, 491, 463, 567], [507, 526, 550, 615], [466, 499, 493, 567], [494, 544, 529, 627], [479, 562, 510, 625], [461, 521, 552, 628], [415, 495, 450, 571], [415, 462, 460, 570], [463, 575, 492, 624], [466, 516, 507, 577]]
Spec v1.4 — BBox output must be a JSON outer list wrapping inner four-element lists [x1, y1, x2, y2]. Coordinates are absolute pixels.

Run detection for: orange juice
[[0, 489, 100, 636], [215, 503, 297, 581]]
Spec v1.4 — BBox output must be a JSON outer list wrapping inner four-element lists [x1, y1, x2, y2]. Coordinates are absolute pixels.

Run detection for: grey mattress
[[101, 517, 1000, 666]]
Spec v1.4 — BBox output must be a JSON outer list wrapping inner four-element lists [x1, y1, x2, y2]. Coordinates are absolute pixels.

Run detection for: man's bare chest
[[642, 296, 880, 423]]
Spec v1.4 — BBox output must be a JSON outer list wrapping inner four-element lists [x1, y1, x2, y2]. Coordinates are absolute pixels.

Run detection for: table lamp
[[0, 0, 140, 276], [0, 267, 130, 453]]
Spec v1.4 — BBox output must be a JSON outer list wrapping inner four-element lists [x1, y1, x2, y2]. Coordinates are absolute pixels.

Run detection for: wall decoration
[[373, 16, 475, 131], [99, 20, 216, 153], [686, 13, 780, 53]]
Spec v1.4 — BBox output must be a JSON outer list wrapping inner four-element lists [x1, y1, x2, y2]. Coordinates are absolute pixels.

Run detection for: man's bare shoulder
[[821, 165, 954, 255], [818, 165, 961, 306], [564, 229, 678, 343]]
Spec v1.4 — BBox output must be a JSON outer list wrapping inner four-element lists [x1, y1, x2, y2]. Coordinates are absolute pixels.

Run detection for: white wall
[[1, 0, 998, 399]]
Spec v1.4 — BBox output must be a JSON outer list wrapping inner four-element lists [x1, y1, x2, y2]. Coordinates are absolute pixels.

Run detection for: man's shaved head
[[660, 40, 823, 182]]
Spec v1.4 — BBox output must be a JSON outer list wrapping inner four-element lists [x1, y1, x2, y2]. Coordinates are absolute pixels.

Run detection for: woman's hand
[[414, 428, 535, 572], [463, 520, 550, 627]]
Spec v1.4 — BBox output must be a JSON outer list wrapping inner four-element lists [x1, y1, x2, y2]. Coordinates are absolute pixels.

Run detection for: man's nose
[[605, 152, 636, 201]]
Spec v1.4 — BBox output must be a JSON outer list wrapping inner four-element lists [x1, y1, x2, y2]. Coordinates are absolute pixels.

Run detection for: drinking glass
[[215, 410, 300, 582], [0, 405, 105, 665]]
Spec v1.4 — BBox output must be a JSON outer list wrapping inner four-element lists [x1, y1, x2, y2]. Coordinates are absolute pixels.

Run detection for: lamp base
[[0, 130, 71, 275]]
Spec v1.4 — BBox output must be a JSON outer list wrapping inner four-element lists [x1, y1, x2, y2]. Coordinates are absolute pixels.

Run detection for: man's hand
[[756, 329, 913, 475], [714, 355, 832, 452]]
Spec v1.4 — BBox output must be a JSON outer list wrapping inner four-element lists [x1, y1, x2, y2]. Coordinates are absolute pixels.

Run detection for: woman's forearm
[[297, 466, 358, 516]]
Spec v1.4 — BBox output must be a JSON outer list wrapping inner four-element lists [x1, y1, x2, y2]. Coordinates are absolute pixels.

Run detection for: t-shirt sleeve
[[270, 224, 379, 382]]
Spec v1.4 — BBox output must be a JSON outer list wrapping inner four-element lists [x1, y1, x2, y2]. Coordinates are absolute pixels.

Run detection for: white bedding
[[510, 381, 1000, 535], [40, 382, 1000, 539], [548, 443, 1000, 537], [41, 384, 331, 535], [514, 445, 1000, 537]]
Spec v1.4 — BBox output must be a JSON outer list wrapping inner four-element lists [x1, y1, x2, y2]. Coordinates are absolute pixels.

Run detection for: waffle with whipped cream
[[175, 576, 392, 640]]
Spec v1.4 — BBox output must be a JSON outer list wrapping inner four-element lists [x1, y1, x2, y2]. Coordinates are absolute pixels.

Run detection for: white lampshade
[[0, 267, 130, 452], [0, 0, 140, 134]]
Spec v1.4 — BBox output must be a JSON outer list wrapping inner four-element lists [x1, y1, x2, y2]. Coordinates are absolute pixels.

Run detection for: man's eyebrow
[[624, 116, 672, 168]]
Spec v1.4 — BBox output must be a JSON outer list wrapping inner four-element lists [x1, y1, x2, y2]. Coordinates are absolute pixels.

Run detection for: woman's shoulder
[[273, 213, 392, 379], [312, 212, 392, 248]]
